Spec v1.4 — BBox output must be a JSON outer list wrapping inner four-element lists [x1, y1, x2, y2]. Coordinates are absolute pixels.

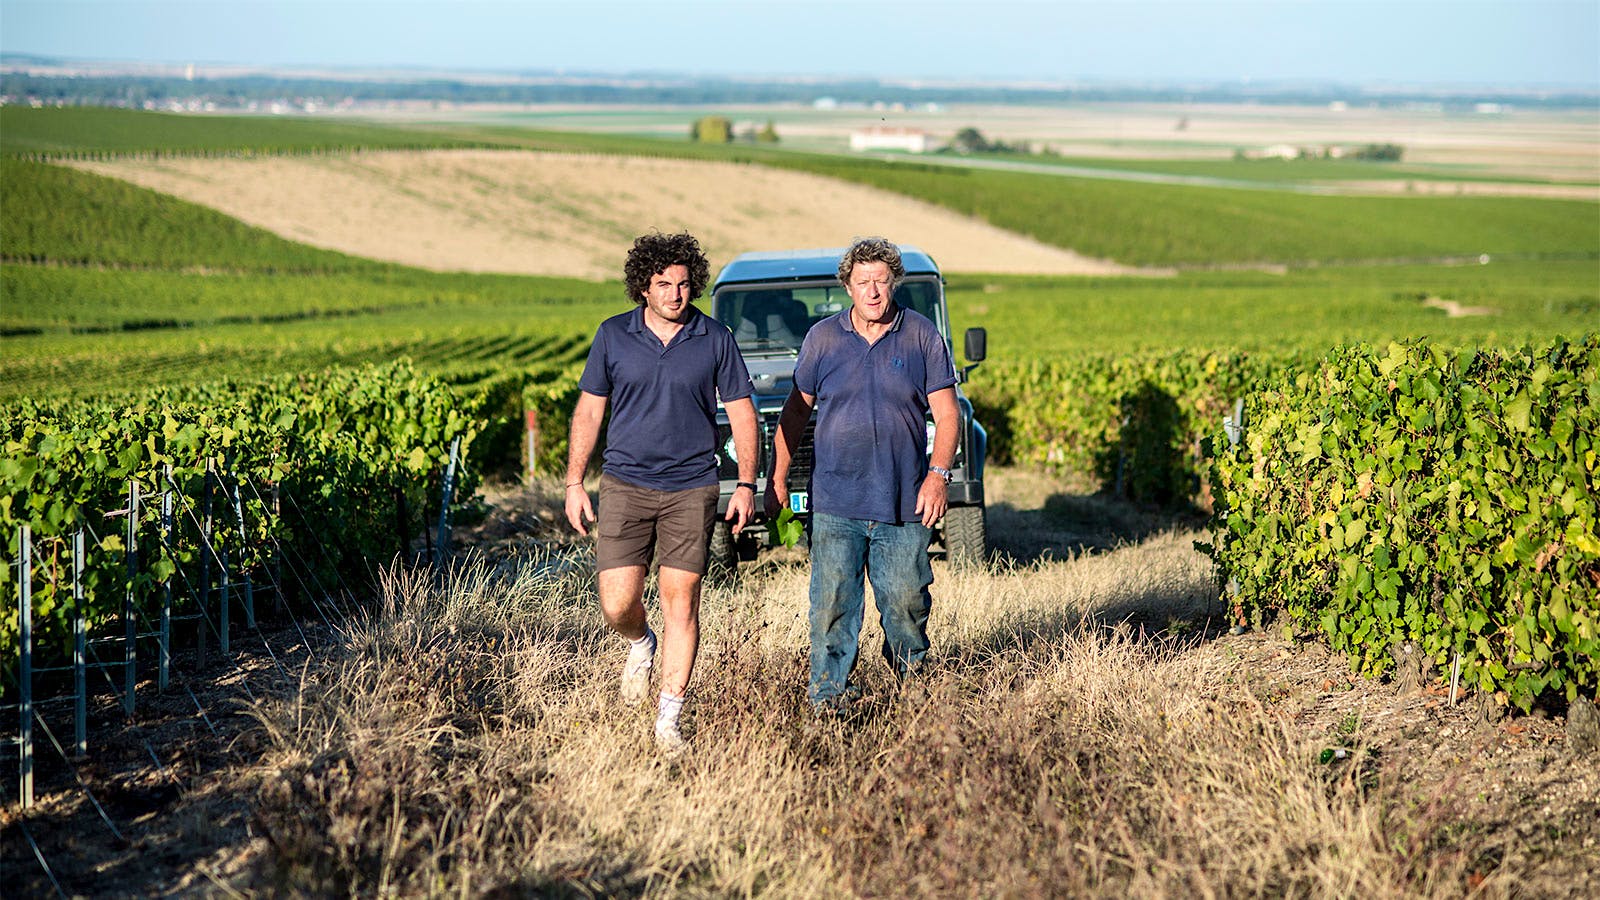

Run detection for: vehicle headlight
[[724, 434, 739, 464]]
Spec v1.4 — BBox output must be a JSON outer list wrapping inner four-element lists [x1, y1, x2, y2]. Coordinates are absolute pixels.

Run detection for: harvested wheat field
[[67, 150, 1137, 278]]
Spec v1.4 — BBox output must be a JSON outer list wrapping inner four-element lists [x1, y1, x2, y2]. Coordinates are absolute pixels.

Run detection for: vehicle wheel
[[943, 505, 987, 567], [708, 519, 739, 585]]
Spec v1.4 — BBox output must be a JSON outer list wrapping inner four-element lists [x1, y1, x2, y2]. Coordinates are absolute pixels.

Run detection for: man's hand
[[727, 485, 755, 534], [565, 483, 595, 535], [764, 482, 788, 520], [914, 473, 948, 528]]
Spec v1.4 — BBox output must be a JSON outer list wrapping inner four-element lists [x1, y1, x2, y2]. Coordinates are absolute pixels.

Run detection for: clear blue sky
[[2, 0, 1596, 89]]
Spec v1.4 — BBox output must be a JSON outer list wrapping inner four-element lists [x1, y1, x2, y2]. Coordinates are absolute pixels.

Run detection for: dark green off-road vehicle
[[709, 246, 989, 575]]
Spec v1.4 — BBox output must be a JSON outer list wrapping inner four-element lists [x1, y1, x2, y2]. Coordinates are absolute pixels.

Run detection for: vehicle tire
[[943, 505, 987, 568], [707, 519, 739, 585]]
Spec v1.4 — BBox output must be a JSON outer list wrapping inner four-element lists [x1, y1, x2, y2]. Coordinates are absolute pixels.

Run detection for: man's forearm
[[566, 394, 605, 485], [928, 388, 959, 472], [769, 390, 811, 484], [727, 398, 759, 484]]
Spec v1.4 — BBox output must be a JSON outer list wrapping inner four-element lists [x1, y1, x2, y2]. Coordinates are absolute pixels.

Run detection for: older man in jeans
[[765, 237, 960, 712]]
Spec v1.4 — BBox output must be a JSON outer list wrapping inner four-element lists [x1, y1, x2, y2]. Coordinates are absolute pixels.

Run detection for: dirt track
[[69, 150, 1139, 279]]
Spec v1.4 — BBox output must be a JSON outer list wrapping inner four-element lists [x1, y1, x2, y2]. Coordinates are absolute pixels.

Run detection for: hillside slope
[[68, 149, 1140, 278]]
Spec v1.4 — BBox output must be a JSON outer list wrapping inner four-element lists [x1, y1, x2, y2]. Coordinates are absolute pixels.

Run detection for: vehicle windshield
[[714, 278, 943, 353]]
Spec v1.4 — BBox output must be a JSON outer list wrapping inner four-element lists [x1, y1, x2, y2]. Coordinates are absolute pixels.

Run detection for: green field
[[0, 105, 499, 156], [2, 158, 386, 273], [949, 261, 1600, 358], [774, 156, 1599, 267], [909, 151, 1596, 186], [346, 123, 1600, 267], [9, 108, 1596, 269], [2, 107, 1596, 402]]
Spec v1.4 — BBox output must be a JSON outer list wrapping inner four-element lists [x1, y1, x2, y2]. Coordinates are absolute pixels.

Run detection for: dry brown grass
[[243, 526, 1565, 898]]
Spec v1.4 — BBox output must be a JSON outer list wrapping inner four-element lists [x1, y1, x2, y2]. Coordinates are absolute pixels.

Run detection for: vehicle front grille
[[761, 413, 815, 492]]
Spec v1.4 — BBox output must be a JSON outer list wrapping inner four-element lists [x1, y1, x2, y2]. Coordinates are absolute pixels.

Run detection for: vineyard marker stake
[[526, 407, 540, 481], [1449, 651, 1462, 706]]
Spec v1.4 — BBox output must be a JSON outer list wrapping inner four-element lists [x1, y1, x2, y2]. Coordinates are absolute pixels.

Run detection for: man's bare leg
[[653, 565, 703, 755], [599, 566, 655, 703], [598, 566, 649, 639], [655, 566, 704, 696]]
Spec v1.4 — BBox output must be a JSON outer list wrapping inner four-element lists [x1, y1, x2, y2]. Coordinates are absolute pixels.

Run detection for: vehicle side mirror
[[964, 327, 987, 364]]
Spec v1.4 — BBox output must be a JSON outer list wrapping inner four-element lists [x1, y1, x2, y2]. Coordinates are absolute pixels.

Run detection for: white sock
[[630, 629, 654, 651], [656, 691, 684, 729]]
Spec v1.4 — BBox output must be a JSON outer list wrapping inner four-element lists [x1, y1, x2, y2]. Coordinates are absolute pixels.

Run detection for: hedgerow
[[1205, 336, 1599, 709], [1, 361, 481, 668], [968, 350, 1299, 508]]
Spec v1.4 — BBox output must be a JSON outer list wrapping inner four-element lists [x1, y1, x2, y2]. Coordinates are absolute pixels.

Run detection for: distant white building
[[849, 126, 928, 153], [1253, 143, 1301, 160]]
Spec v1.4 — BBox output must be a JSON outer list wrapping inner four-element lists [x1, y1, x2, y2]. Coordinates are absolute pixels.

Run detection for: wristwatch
[[735, 481, 758, 493], [928, 465, 953, 484]]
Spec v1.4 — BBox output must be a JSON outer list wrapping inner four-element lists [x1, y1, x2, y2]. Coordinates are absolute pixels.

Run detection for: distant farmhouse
[[1238, 142, 1404, 162], [849, 126, 928, 153]]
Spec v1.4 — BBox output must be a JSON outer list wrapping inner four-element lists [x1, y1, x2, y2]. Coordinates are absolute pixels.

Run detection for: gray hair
[[837, 237, 905, 287]]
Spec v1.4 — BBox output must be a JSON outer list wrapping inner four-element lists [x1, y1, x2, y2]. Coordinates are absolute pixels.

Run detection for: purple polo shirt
[[579, 305, 753, 491], [793, 306, 957, 523]]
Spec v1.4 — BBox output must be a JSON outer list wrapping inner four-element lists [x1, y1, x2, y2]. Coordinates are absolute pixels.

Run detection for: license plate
[[789, 492, 809, 514]]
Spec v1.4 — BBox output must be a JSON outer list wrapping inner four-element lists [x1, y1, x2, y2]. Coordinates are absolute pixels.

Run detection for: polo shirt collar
[[626, 303, 709, 337], [838, 304, 905, 335]]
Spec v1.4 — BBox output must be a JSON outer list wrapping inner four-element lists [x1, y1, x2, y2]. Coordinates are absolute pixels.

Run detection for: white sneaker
[[654, 719, 688, 759], [620, 629, 656, 705]]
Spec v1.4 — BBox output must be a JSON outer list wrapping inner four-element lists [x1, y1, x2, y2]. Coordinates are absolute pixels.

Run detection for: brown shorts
[[595, 473, 720, 575]]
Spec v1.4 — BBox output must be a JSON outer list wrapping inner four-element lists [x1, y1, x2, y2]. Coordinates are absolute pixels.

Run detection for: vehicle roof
[[713, 245, 940, 288]]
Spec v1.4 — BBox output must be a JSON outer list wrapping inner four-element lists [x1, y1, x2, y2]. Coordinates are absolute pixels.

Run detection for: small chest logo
[[890, 356, 906, 370]]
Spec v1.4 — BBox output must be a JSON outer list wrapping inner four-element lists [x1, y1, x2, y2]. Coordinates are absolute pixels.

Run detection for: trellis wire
[[6, 437, 464, 892]]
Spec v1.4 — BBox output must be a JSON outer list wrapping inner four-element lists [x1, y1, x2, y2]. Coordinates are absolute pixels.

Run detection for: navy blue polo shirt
[[578, 305, 753, 491], [793, 306, 957, 523]]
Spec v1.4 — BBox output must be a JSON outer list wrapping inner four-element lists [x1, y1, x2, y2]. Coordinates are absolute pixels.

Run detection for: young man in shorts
[[564, 232, 759, 755]]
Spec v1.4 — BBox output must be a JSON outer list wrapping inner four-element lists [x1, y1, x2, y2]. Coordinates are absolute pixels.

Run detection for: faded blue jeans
[[807, 511, 934, 705]]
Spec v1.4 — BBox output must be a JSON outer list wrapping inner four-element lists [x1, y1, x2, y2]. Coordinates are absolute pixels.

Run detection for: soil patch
[[67, 150, 1140, 279]]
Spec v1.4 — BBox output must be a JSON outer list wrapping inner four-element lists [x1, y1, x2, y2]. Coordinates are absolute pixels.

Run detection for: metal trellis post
[[271, 480, 285, 614], [435, 435, 462, 563], [73, 528, 87, 756], [199, 462, 214, 667], [232, 475, 255, 630], [123, 479, 139, 716], [160, 474, 174, 692], [19, 525, 34, 809]]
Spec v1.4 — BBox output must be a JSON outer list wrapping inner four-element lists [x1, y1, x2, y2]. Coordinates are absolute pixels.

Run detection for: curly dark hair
[[623, 232, 711, 304], [837, 236, 904, 287]]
